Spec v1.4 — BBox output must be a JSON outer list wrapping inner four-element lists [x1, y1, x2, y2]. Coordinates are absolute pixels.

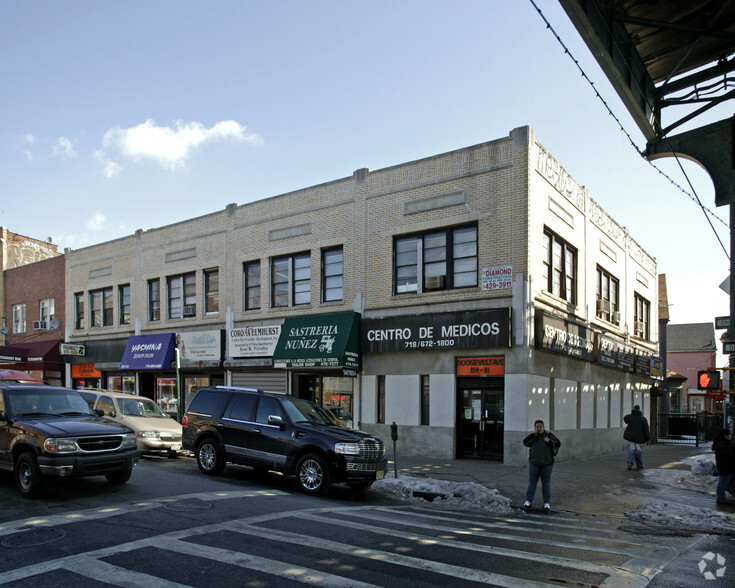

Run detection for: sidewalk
[[387, 444, 710, 516]]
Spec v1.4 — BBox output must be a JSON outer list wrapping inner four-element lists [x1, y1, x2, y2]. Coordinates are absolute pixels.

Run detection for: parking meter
[[390, 422, 398, 478]]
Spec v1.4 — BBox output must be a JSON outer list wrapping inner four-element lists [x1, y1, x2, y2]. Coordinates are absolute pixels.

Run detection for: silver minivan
[[79, 390, 183, 457]]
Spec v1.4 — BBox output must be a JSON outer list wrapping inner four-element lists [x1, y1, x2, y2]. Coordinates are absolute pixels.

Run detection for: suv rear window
[[188, 390, 228, 416], [224, 394, 257, 421]]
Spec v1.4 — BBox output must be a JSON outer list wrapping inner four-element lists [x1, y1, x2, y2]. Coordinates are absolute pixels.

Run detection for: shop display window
[[156, 377, 178, 414], [107, 375, 135, 393], [184, 376, 209, 411]]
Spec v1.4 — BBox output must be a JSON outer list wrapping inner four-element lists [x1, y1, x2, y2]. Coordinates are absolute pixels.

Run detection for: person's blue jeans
[[627, 442, 643, 468], [525, 462, 553, 505], [716, 474, 735, 503]]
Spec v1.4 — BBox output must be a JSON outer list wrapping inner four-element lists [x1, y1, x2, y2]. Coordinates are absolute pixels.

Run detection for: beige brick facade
[[64, 126, 658, 464]]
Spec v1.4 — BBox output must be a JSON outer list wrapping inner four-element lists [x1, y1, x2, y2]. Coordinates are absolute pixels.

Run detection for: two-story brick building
[[64, 126, 659, 464]]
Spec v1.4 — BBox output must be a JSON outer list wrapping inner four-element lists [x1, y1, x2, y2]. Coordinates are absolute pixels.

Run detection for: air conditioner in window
[[425, 275, 446, 290], [612, 311, 621, 324], [183, 305, 196, 316], [33, 320, 47, 330], [635, 320, 645, 333], [596, 299, 610, 314]]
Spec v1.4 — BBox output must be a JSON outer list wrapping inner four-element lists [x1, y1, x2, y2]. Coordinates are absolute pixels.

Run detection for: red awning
[[0, 340, 61, 363]]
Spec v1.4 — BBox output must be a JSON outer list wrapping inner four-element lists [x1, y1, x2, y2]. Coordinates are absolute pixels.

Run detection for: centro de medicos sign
[[361, 308, 512, 353]]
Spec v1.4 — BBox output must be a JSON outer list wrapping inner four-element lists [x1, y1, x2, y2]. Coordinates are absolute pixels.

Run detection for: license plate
[[170, 444, 181, 451], [376, 470, 384, 480]]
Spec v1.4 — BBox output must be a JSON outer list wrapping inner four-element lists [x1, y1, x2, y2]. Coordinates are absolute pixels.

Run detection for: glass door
[[458, 388, 504, 460]]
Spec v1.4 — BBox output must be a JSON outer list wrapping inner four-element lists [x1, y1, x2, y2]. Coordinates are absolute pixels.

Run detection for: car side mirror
[[94, 408, 104, 417], [0, 412, 7, 423], [268, 415, 286, 430]]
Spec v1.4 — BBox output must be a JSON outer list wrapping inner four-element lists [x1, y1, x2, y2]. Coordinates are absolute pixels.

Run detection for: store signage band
[[361, 308, 512, 353], [60, 343, 86, 356]]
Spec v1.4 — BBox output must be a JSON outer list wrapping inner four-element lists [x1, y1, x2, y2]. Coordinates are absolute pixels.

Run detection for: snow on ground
[[371, 452, 735, 535]]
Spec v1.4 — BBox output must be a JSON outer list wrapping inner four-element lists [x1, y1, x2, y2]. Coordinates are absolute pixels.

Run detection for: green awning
[[272, 312, 361, 371]]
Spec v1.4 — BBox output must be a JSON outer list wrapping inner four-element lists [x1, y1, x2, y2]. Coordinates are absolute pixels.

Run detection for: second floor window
[[243, 260, 261, 310], [119, 284, 131, 325], [40, 298, 55, 327], [90, 287, 113, 327], [204, 269, 219, 314], [74, 293, 84, 329], [148, 279, 160, 321], [542, 228, 577, 304], [12, 304, 26, 333], [322, 247, 343, 302], [596, 267, 619, 323], [634, 293, 651, 340], [394, 224, 477, 294], [168, 272, 196, 319], [272, 252, 310, 308]]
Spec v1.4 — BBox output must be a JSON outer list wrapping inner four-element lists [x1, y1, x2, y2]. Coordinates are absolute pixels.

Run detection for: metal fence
[[657, 412, 720, 446]]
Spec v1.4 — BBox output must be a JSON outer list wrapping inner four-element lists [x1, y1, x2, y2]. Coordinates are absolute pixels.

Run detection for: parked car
[[78, 390, 183, 457], [0, 383, 140, 498], [325, 405, 353, 428], [182, 386, 387, 495]]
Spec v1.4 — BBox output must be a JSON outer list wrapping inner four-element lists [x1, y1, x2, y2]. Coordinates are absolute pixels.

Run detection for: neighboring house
[[0, 229, 63, 384], [64, 126, 659, 465], [666, 322, 718, 412]]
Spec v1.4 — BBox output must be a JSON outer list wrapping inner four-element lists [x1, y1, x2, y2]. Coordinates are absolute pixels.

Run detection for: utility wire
[[529, 0, 730, 259]]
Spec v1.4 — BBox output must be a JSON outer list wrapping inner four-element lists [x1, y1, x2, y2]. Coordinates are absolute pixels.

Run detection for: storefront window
[[107, 375, 135, 393], [156, 377, 178, 415], [322, 376, 353, 413]]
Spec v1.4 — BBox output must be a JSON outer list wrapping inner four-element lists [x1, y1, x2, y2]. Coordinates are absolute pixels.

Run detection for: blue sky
[[1, 0, 731, 328]]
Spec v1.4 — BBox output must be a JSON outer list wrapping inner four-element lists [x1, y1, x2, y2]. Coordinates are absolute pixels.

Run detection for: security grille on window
[[634, 293, 650, 339], [148, 279, 160, 321], [90, 287, 113, 327], [322, 247, 343, 302], [596, 267, 619, 323], [271, 252, 310, 308], [542, 228, 577, 304], [119, 285, 131, 325], [204, 269, 219, 314], [243, 261, 261, 310], [168, 273, 196, 319], [74, 293, 84, 330], [393, 224, 477, 294]]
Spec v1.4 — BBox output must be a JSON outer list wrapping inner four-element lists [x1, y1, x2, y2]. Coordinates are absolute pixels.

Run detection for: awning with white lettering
[[272, 312, 361, 371], [120, 333, 176, 370]]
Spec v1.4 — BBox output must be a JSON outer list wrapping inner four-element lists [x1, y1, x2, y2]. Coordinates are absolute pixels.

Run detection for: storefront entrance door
[[458, 388, 504, 460]]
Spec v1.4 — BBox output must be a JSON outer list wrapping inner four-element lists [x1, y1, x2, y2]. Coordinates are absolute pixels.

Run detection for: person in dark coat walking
[[523, 419, 561, 512], [712, 428, 735, 505], [623, 404, 650, 470]]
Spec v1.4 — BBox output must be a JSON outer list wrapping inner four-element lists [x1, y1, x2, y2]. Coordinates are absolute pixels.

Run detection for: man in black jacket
[[523, 419, 561, 512], [623, 404, 650, 470]]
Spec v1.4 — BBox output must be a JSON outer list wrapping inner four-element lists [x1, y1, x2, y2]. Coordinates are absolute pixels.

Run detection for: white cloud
[[86, 212, 106, 232], [22, 133, 35, 145], [52, 136, 77, 158], [94, 150, 123, 178], [100, 118, 262, 172]]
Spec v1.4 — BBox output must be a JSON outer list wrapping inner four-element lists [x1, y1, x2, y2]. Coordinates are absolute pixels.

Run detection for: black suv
[[0, 383, 141, 497], [182, 386, 387, 495]]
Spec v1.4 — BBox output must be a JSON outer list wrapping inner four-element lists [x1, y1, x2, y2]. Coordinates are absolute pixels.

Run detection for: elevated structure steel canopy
[[559, 0, 735, 142]]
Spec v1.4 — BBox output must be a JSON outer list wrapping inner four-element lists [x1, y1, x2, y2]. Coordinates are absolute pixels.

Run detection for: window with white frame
[[204, 269, 219, 314], [119, 285, 131, 325], [634, 293, 650, 339], [393, 224, 477, 294], [74, 293, 85, 330], [168, 273, 196, 319], [90, 287, 113, 327], [40, 298, 55, 328], [12, 304, 26, 333], [595, 267, 619, 323], [148, 279, 160, 321], [243, 260, 261, 310], [542, 227, 577, 304], [322, 247, 343, 302], [271, 252, 310, 307]]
